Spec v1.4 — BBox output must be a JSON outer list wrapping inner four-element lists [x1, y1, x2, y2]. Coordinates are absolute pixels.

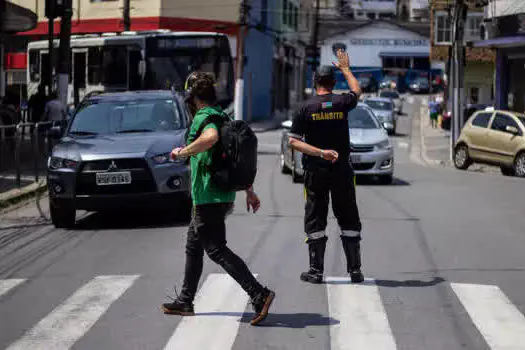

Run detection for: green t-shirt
[[187, 106, 236, 206]]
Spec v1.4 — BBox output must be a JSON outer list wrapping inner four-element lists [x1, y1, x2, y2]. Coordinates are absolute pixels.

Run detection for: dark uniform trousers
[[304, 165, 362, 241]]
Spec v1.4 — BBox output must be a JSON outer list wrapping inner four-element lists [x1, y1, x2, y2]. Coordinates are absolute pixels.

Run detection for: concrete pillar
[[495, 50, 508, 110]]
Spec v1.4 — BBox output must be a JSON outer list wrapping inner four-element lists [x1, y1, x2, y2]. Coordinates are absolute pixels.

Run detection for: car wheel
[[514, 152, 525, 177], [454, 144, 472, 170], [500, 165, 515, 177], [280, 153, 291, 174], [50, 198, 76, 229], [378, 175, 393, 184]]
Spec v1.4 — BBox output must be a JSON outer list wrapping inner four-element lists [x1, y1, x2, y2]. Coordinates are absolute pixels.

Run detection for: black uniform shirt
[[290, 92, 358, 170]]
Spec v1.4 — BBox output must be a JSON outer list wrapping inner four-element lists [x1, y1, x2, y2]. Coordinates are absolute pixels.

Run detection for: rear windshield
[[364, 100, 393, 111], [380, 91, 399, 99], [70, 99, 184, 135]]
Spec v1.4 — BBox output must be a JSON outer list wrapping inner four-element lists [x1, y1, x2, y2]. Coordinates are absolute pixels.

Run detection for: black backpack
[[196, 114, 258, 192]]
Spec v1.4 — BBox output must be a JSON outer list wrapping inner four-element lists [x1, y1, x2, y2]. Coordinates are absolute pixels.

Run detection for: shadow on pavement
[[74, 210, 189, 230], [356, 176, 410, 186], [189, 312, 339, 328], [374, 276, 446, 288], [391, 132, 409, 138]]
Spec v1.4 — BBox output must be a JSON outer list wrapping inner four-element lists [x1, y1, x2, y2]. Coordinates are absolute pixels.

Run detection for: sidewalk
[[413, 100, 499, 173]]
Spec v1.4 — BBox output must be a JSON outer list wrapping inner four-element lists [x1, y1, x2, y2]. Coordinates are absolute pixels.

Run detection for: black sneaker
[[161, 299, 195, 316], [350, 269, 364, 283], [300, 270, 323, 284], [250, 288, 275, 326]]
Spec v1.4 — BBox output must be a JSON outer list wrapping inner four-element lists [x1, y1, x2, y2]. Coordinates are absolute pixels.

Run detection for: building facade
[[475, 0, 525, 112], [4, 0, 312, 120], [430, 0, 495, 106]]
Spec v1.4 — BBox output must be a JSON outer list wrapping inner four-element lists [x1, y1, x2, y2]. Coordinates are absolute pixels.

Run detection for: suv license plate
[[96, 172, 132, 186], [350, 155, 362, 163]]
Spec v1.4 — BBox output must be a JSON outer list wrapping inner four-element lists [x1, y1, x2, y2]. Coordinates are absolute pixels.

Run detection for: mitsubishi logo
[[108, 161, 118, 172]]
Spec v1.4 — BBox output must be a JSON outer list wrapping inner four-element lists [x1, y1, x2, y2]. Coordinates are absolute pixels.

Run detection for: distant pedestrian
[[28, 84, 47, 123], [429, 98, 439, 128], [44, 92, 67, 123], [163, 72, 275, 325], [288, 49, 365, 284]]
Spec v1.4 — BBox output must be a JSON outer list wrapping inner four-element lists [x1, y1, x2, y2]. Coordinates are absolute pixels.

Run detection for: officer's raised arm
[[333, 49, 361, 100]]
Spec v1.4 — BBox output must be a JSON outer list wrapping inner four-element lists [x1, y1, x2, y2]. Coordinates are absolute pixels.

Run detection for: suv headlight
[[48, 157, 78, 170], [374, 140, 392, 151], [152, 152, 183, 165]]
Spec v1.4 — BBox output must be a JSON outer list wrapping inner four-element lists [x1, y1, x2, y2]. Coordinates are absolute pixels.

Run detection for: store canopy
[[379, 52, 429, 58], [0, 1, 37, 34], [473, 36, 525, 48]]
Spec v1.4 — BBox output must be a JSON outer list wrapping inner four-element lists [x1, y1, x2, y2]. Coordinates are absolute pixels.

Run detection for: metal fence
[[0, 119, 65, 191]]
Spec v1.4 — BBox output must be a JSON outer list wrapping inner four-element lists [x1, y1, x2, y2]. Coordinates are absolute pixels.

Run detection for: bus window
[[74, 52, 86, 88], [41, 53, 50, 86], [102, 46, 128, 87], [29, 50, 40, 82], [88, 47, 102, 85]]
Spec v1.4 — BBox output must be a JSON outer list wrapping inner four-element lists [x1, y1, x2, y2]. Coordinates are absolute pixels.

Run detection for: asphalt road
[[1, 96, 525, 350]]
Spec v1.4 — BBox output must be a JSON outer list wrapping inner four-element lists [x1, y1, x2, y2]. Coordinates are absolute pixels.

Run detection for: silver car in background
[[280, 103, 394, 184], [47, 91, 192, 228], [379, 89, 403, 114], [363, 97, 397, 135]]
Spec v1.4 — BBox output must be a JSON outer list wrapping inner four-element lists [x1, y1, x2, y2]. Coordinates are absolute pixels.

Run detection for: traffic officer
[[288, 49, 364, 284]]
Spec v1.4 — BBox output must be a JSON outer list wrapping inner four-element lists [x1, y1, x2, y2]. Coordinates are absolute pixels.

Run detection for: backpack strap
[[195, 113, 227, 139]]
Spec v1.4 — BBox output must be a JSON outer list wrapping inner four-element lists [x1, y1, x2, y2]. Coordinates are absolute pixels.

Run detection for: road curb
[[0, 181, 47, 212]]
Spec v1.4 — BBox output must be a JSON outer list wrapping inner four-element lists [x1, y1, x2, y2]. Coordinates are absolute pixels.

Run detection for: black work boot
[[300, 237, 327, 284], [341, 236, 364, 283], [250, 287, 276, 326]]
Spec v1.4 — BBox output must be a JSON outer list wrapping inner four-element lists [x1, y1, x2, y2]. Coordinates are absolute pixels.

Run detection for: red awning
[[6, 52, 27, 69]]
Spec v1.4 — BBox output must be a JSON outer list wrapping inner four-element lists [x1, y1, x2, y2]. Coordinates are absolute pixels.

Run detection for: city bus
[[26, 30, 234, 109]]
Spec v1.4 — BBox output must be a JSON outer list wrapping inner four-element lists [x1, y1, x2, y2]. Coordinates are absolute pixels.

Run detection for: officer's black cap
[[314, 66, 336, 85]]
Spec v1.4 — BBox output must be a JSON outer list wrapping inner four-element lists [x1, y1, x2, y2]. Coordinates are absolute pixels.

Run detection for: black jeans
[[179, 203, 264, 303], [304, 166, 362, 242]]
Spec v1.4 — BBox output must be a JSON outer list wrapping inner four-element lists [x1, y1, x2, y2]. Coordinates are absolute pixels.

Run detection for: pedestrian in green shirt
[[162, 72, 275, 326]]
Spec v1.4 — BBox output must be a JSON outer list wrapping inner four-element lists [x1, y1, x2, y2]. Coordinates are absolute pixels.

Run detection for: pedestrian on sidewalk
[[429, 98, 439, 129], [163, 72, 275, 326], [288, 49, 365, 284]]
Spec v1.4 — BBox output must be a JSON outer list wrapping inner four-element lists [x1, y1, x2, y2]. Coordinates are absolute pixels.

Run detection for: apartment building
[[475, 0, 525, 112], [430, 0, 494, 105], [3, 0, 313, 120]]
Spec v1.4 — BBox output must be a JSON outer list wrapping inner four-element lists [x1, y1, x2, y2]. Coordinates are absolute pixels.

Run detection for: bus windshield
[[145, 36, 234, 108]]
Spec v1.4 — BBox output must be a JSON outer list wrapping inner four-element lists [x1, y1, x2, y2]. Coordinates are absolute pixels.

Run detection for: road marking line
[[397, 141, 409, 149], [164, 273, 255, 350], [0, 279, 26, 298], [451, 283, 525, 350], [326, 277, 397, 350], [6, 275, 139, 350]]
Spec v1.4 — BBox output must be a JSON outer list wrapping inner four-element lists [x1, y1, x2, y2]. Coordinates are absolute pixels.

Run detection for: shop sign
[[349, 39, 429, 46]]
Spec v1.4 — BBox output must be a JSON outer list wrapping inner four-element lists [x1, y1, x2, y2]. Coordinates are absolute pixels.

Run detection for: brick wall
[[430, 0, 495, 63]]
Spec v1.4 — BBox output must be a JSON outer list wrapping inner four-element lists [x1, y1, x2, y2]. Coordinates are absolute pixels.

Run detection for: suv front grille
[[76, 158, 157, 195], [353, 162, 375, 171], [350, 144, 374, 153]]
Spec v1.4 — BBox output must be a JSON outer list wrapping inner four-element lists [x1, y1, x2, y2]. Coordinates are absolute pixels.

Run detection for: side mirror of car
[[281, 120, 292, 130], [506, 125, 520, 135], [48, 126, 63, 139]]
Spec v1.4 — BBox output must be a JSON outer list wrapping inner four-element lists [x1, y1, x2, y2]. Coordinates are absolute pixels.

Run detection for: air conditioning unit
[[480, 21, 498, 40]]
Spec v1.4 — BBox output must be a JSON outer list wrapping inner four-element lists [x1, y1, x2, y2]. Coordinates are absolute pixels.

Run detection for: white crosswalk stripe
[[451, 283, 525, 350], [5, 275, 139, 350], [0, 279, 26, 298], [164, 273, 254, 350], [326, 277, 397, 350], [3, 275, 525, 350]]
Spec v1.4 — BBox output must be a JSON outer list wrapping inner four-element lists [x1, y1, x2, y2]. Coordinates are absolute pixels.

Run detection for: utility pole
[[450, 0, 468, 159], [0, 0, 5, 99], [56, 0, 72, 109], [45, 0, 59, 95], [123, 0, 131, 31], [234, 0, 249, 121], [309, 0, 321, 73]]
